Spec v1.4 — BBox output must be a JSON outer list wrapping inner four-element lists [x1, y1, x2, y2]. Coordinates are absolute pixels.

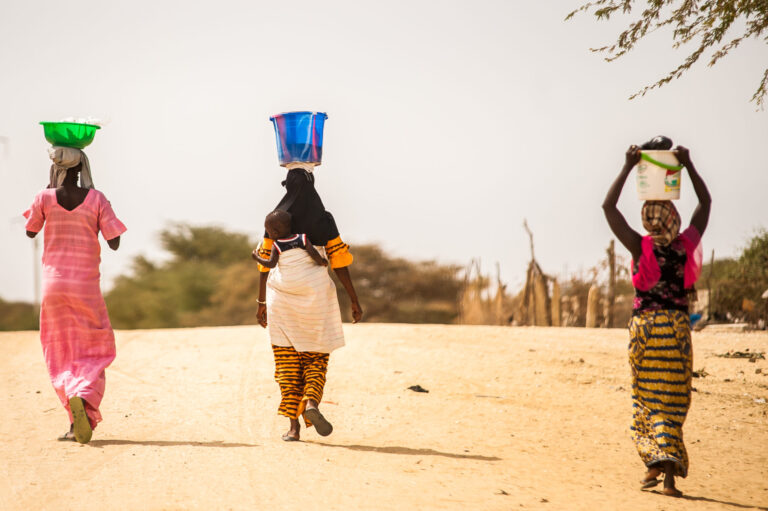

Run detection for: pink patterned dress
[[24, 188, 126, 428]]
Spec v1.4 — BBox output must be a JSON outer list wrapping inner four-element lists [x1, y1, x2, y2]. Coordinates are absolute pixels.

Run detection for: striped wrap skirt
[[628, 309, 693, 477], [266, 247, 344, 426]]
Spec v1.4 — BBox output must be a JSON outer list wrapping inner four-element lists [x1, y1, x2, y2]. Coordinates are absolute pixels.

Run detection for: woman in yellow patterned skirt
[[255, 167, 363, 442], [603, 142, 710, 497]]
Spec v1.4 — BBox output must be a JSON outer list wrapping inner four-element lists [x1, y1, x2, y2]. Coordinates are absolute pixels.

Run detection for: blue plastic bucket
[[269, 111, 328, 166]]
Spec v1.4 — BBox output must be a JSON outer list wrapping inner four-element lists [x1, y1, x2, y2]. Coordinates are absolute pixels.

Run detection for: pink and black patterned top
[[631, 225, 702, 314]]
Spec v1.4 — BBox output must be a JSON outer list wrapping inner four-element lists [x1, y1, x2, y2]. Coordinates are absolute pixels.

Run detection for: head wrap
[[285, 161, 316, 173], [270, 168, 339, 246], [47, 146, 94, 189], [642, 200, 681, 247]]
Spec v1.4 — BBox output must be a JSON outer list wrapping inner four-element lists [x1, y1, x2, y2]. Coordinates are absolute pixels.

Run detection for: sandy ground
[[1, 324, 767, 511]]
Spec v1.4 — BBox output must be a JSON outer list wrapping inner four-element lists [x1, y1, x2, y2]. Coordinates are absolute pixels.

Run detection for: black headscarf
[[269, 168, 340, 246], [640, 136, 673, 150]]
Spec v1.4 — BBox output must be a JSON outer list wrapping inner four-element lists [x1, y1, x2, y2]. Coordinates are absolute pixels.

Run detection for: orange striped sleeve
[[325, 235, 353, 269], [258, 238, 274, 272]]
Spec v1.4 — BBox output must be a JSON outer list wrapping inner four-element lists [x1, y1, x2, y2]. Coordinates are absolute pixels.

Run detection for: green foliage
[[0, 298, 37, 331], [105, 225, 463, 329], [703, 229, 768, 321], [332, 244, 462, 324], [567, 1, 768, 106], [160, 223, 253, 266], [106, 225, 252, 329], [740, 229, 768, 281]]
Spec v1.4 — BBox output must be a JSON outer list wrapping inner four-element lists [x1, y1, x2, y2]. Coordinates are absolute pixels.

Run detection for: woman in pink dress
[[24, 147, 126, 444]]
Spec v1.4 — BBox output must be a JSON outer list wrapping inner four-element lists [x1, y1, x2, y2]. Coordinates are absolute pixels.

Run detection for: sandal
[[69, 396, 92, 444], [303, 408, 333, 437], [281, 433, 300, 442], [640, 477, 660, 490]]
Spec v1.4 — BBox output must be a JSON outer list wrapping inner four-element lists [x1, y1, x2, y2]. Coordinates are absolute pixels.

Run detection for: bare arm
[[257, 270, 269, 328], [675, 146, 711, 236], [333, 266, 363, 323], [107, 235, 120, 251], [251, 247, 278, 268], [602, 145, 643, 261], [305, 243, 329, 266]]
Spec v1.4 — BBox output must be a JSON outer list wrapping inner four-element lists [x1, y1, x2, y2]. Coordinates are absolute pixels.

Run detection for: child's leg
[[272, 345, 304, 440], [297, 352, 330, 425]]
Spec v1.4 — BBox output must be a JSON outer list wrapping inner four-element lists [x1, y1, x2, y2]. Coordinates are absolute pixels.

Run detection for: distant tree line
[[2, 225, 765, 331], [104, 224, 463, 329], [0, 298, 37, 331]]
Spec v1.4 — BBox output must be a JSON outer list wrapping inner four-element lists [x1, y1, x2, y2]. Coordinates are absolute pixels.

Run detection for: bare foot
[[57, 424, 75, 442], [662, 461, 682, 497]]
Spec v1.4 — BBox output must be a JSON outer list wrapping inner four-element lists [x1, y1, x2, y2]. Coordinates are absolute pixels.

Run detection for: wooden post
[[707, 249, 715, 320], [534, 272, 549, 326], [606, 240, 616, 328], [551, 279, 561, 327], [495, 262, 504, 325], [525, 263, 536, 326], [586, 284, 599, 328], [523, 219, 535, 262]]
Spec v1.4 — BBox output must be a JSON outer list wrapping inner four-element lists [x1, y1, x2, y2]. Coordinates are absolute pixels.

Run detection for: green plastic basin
[[40, 122, 100, 149]]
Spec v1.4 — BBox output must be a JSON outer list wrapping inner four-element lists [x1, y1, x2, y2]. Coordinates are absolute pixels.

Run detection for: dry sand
[[1, 324, 767, 510]]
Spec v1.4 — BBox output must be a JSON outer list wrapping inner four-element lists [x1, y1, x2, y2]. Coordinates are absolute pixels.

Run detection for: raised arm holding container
[[602, 139, 710, 498]]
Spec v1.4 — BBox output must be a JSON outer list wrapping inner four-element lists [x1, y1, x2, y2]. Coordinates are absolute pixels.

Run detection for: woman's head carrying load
[[48, 146, 94, 189]]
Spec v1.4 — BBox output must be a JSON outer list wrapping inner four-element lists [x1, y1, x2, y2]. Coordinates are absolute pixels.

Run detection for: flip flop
[[69, 396, 92, 444], [281, 433, 300, 442], [640, 477, 660, 490], [303, 408, 333, 437]]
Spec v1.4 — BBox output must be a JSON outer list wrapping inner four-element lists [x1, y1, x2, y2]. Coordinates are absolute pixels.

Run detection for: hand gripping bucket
[[635, 150, 684, 200], [269, 111, 327, 167]]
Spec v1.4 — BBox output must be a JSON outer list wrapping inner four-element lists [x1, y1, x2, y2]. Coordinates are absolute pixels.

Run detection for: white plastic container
[[635, 150, 683, 200]]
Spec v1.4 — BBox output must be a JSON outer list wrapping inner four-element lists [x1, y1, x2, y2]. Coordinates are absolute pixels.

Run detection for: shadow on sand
[[682, 494, 768, 511], [646, 490, 767, 510], [88, 439, 258, 448], [304, 441, 501, 461]]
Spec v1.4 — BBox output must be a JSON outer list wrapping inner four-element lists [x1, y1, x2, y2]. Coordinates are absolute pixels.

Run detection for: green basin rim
[[641, 152, 683, 171], [40, 121, 101, 129]]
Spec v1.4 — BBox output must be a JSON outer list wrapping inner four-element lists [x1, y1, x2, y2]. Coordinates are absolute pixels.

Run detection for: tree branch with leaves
[[567, 0, 768, 107]]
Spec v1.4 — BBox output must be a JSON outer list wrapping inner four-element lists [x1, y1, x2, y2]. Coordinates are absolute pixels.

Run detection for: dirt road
[[2, 324, 767, 510]]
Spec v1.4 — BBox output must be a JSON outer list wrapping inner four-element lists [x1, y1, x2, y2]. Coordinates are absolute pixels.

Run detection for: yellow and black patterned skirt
[[628, 309, 693, 477], [272, 345, 330, 427]]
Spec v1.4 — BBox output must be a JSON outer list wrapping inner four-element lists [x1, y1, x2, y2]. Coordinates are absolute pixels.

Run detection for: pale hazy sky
[[1, 0, 766, 302]]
